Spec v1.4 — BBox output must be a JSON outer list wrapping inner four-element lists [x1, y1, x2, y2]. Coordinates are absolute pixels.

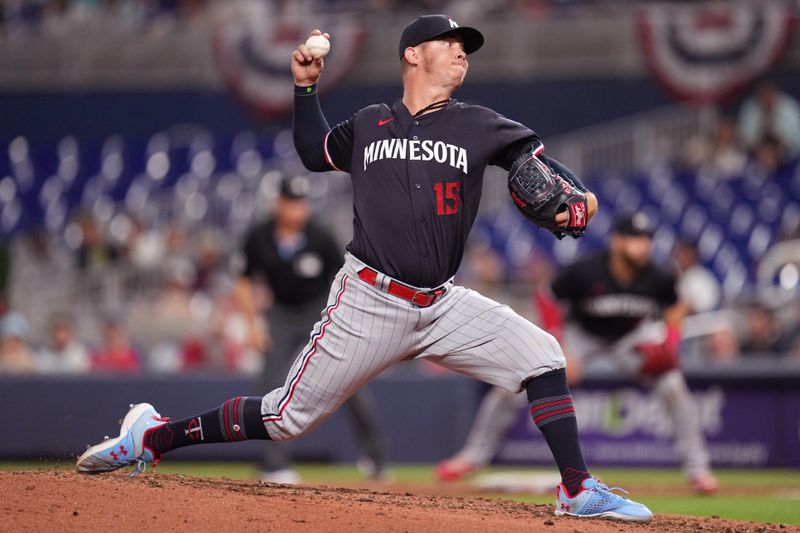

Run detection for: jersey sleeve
[[324, 115, 356, 173], [542, 155, 588, 193], [489, 111, 542, 170], [292, 87, 356, 174]]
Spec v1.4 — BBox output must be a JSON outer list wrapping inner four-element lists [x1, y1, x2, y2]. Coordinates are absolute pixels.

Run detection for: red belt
[[357, 267, 447, 308]]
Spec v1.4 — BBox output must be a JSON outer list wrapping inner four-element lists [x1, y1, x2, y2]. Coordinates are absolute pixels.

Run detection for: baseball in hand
[[305, 34, 330, 59]]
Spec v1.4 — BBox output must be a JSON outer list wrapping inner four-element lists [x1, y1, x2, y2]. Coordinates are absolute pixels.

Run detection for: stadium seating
[[2, 132, 799, 300], [478, 158, 799, 300]]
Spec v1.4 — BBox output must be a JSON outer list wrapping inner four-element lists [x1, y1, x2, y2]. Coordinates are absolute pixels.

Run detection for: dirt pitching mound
[[3, 470, 795, 533]]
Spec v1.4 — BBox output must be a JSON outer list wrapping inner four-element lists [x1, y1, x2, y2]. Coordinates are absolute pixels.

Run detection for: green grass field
[[4, 462, 799, 526]]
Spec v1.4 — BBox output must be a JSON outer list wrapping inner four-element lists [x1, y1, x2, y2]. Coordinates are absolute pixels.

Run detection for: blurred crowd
[[683, 81, 800, 182], [0, 0, 208, 27], [0, 211, 264, 375], [674, 81, 800, 364], [0, 0, 616, 30]]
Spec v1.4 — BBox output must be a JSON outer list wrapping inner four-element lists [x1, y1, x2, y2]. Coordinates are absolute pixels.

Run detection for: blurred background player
[[437, 213, 718, 494], [235, 175, 387, 483]]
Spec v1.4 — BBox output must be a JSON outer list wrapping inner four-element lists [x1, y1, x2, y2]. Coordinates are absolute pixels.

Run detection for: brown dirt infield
[[3, 470, 797, 533]]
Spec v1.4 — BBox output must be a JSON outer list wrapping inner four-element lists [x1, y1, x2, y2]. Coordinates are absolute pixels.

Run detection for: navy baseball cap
[[398, 15, 484, 60], [613, 213, 654, 237], [279, 175, 310, 199]]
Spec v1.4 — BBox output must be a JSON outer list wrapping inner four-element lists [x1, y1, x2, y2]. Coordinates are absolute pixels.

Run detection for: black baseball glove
[[507, 151, 588, 240]]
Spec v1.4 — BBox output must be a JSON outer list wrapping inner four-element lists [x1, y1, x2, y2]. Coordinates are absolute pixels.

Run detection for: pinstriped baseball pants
[[261, 253, 566, 441]]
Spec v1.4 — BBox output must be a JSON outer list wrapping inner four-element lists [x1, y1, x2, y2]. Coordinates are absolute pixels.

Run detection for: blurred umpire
[[235, 175, 386, 483]]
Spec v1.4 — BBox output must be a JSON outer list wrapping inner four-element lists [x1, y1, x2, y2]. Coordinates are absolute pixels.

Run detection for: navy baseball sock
[[145, 397, 270, 456], [525, 368, 590, 496]]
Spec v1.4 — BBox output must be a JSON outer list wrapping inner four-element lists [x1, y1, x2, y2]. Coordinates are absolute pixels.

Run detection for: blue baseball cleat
[[555, 477, 653, 522], [76, 403, 168, 477]]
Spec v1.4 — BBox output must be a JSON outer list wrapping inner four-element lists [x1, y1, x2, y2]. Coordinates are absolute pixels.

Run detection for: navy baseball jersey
[[322, 99, 540, 288], [551, 252, 678, 340]]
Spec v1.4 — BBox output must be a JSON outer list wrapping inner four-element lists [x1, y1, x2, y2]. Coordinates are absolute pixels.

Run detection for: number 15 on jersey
[[434, 181, 461, 215]]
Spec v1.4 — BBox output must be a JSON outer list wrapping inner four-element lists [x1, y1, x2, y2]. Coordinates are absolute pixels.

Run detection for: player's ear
[[403, 46, 420, 66]]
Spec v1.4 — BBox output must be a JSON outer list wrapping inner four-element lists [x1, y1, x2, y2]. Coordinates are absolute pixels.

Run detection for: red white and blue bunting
[[637, 2, 796, 104], [211, 1, 365, 119]]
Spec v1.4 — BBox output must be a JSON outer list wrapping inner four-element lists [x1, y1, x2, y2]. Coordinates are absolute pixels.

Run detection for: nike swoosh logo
[[377, 118, 395, 126]]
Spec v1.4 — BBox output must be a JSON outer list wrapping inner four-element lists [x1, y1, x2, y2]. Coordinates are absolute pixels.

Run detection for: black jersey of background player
[[242, 219, 343, 307], [551, 251, 678, 341], [324, 98, 539, 288]]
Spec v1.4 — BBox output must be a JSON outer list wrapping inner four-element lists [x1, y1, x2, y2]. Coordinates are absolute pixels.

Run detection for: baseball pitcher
[[77, 15, 652, 522]]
